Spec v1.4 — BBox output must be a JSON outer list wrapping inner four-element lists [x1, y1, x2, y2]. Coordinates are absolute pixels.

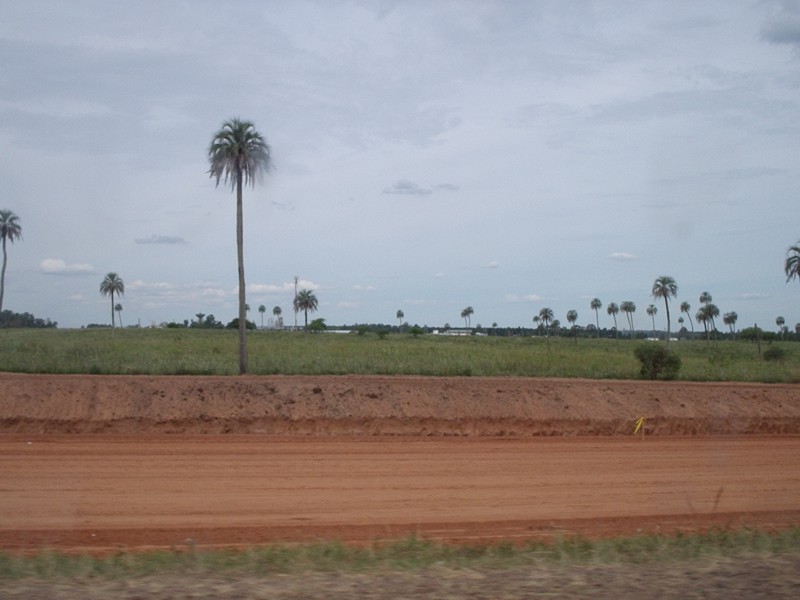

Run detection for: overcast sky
[[2, 1, 800, 331]]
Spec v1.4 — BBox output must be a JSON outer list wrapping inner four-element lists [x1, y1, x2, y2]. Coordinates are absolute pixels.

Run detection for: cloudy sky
[[2, 1, 800, 331]]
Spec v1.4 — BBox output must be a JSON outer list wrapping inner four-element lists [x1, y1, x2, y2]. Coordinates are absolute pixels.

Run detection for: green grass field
[[1, 328, 798, 382], [1, 529, 798, 580]]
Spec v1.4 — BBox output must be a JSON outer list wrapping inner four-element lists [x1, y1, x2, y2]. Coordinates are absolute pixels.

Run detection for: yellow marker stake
[[634, 416, 645, 438]]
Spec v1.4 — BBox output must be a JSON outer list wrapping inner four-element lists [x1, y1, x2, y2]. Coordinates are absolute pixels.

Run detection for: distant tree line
[[0, 310, 57, 329]]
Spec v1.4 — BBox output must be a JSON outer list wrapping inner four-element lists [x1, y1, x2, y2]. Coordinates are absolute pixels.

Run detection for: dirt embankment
[[2, 373, 799, 436]]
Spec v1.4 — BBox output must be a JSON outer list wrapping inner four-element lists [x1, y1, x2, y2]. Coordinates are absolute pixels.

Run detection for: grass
[[0, 529, 798, 580], [0, 328, 799, 382]]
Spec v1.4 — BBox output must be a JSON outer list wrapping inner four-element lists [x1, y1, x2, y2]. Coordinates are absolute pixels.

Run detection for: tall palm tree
[[606, 302, 619, 338], [785, 241, 800, 284], [460, 306, 474, 328], [680, 301, 694, 334], [115, 303, 123, 328], [590, 298, 602, 337], [566, 309, 578, 343], [293, 289, 318, 327], [699, 291, 712, 305], [99, 273, 125, 330], [538, 307, 554, 338], [620, 301, 636, 340], [396, 309, 404, 327], [208, 118, 272, 375], [646, 304, 658, 338], [0, 210, 22, 313], [723, 311, 738, 337], [777, 315, 786, 340], [651, 276, 678, 346], [258, 304, 266, 329]]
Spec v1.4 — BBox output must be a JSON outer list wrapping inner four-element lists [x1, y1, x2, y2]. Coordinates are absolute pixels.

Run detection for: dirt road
[[2, 435, 798, 553]]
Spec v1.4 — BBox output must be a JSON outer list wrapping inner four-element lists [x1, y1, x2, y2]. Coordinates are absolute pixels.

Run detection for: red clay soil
[[0, 374, 799, 553], [2, 373, 800, 435]]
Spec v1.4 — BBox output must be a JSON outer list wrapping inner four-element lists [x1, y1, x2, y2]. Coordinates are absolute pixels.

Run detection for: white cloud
[[483, 260, 500, 269], [134, 234, 187, 245], [40, 259, 95, 275], [382, 179, 432, 196], [505, 294, 546, 303], [607, 252, 637, 261], [353, 284, 376, 291]]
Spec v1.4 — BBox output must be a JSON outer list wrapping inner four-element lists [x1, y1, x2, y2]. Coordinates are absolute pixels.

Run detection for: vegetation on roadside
[[0, 328, 798, 382], [0, 529, 798, 580]]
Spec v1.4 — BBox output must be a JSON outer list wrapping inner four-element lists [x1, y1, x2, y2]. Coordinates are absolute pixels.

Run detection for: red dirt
[[1, 373, 799, 553]]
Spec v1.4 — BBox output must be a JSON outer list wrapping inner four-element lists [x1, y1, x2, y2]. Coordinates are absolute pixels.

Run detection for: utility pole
[[294, 275, 298, 331]]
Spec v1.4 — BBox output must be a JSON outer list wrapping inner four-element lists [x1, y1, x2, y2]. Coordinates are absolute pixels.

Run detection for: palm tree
[[461, 306, 474, 328], [273, 305, 282, 329], [396, 309, 404, 327], [646, 304, 658, 338], [696, 307, 710, 345], [606, 302, 619, 338], [0, 210, 22, 313], [723, 311, 738, 337], [208, 118, 272, 375], [697, 303, 720, 344], [294, 289, 318, 327], [651, 276, 677, 346], [538, 307, 554, 338], [590, 298, 602, 337], [258, 304, 266, 329], [620, 301, 636, 340], [115, 303, 123, 328], [99, 273, 125, 330], [785, 241, 800, 284], [566, 309, 578, 343], [680, 301, 694, 334], [777, 315, 786, 340], [699, 291, 712, 305]]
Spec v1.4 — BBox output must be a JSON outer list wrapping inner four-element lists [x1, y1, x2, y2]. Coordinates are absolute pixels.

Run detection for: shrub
[[763, 346, 786, 362], [634, 344, 682, 380]]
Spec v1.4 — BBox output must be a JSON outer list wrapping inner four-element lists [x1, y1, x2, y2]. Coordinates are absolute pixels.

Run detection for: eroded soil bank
[[2, 373, 799, 435]]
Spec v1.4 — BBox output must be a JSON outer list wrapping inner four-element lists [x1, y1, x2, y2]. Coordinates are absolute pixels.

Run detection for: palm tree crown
[[0, 209, 22, 312], [785, 242, 800, 284], [651, 275, 677, 345], [294, 289, 319, 327], [208, 118, 271, 190], [99, 272, 125, 329], [208, 118, 271, 374]]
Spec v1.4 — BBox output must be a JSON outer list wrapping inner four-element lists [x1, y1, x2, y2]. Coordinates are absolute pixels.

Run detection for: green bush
[[763, 346, 786, 362], [634, 344, 681, 380]]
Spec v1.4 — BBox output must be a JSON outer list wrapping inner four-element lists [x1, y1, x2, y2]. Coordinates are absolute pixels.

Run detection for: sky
[[2, 1, 800, 332]]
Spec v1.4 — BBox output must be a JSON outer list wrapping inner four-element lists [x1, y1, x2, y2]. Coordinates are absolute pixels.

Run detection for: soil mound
[[2, 373, 799, 436]]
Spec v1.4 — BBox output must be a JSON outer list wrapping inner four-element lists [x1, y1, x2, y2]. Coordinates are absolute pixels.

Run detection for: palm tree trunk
[[236, 173, 248, 374], [110, 291, 115, 329], [664, 300, 671, 348], [0, 237, 7, 312]]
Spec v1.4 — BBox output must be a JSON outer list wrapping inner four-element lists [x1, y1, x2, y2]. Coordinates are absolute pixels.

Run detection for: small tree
[[634, 344, 681, 380], [258, 304, 266, 329], [566, 309, 578, 343]]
